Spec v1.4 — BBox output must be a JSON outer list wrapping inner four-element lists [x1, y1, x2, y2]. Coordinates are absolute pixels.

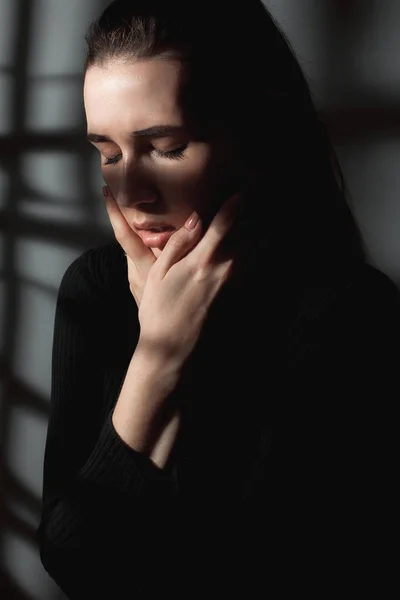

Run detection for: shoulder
[[290, 261, 400, 372], [296, 262, 400, 333], [325, 263, 400, 363], [336, 262, 400, 337], [346, 262, 400, 308], [58, 240, 127, 300]]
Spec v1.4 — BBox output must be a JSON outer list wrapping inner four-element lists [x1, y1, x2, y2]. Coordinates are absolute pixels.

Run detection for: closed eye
[[103, 153, 122, 166], [154, 145, 187, 160], [102, 145, 187, 166]]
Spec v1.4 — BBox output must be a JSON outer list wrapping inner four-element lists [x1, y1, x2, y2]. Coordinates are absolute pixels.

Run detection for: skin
[[84, 57, 247, 259], [83, 57, 249, 466]]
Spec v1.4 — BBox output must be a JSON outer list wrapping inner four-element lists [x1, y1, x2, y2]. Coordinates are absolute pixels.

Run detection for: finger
[[190, 192, 245, 263], [217, 217, 255, 253], [154, 210, 203, 276], [217, 239, 257, 290], [102, 186, 155, 272]]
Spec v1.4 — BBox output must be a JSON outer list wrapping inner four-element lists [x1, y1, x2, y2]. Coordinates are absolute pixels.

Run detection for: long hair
[[85, 0, 366, 282]]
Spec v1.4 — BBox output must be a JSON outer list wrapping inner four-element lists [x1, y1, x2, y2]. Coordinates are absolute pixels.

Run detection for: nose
[[116, 162, 158, 209]]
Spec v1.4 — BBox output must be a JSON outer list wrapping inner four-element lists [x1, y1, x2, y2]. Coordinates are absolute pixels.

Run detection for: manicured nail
[[102, 185, 109, 197], [185, 211, 199, 230]]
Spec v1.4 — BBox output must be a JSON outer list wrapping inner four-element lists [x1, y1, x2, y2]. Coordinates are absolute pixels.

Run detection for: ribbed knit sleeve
[[36, 248, 180, 599], [36, 246, 400, 597]]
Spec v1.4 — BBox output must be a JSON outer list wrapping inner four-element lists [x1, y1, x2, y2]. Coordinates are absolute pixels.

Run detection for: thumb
[[103, 185, 155, 274]]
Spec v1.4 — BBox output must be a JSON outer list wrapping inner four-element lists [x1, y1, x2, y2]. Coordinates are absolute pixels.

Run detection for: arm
[[286, 268, 400, 547], [112, 342, 182, 469], [37, 254, 183, 599]]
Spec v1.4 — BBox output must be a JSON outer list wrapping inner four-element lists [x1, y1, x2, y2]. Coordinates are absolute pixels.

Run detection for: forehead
[[83, 58, 186, 131]]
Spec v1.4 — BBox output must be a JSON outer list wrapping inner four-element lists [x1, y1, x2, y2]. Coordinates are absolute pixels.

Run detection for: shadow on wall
[[0, 0, 112, 598], [268, 0, 400, 286], [0, 0, 399, 598]]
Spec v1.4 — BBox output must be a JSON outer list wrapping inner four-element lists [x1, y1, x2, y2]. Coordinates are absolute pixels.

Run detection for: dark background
[[1, 1, 399, 597]]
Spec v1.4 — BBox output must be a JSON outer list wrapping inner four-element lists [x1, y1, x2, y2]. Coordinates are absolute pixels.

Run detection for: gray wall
[[0, 1, 399, 598]]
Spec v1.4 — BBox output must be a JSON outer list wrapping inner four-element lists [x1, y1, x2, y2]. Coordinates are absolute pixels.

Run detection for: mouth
[[135, 227, 175, 249]]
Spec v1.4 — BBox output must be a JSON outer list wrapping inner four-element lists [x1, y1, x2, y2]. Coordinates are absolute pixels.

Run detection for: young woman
[[37, 1, 400, 597]]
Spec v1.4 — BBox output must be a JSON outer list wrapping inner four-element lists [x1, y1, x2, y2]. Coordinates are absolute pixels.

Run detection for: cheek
[[185, 150, 237, 209], [101, 165, 117, 188], [177, 148, 222, 199], [118, 205, 130, 223], [100, 167, 127, 207]]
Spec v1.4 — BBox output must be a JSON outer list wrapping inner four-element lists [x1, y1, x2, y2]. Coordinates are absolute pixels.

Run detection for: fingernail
[[102, 185, 109, 197], [185, 211, 199, 230]]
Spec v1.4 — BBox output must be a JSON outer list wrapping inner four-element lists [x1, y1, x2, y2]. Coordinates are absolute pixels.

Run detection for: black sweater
[[37, 240, 400, 598]]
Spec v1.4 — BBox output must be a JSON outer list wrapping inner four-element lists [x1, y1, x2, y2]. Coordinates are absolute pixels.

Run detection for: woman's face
[[84, 58, 246, 257]]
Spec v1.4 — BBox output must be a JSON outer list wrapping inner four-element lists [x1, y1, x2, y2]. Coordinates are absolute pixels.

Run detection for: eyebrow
[[87, 125, 187, 143]]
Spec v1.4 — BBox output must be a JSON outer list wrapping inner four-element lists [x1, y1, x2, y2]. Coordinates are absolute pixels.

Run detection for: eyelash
[[103, 146, 187, 166]]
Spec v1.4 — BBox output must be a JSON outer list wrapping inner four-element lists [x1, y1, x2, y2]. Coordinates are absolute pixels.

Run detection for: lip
[[135, 228, 175, 249], [133, 221, 174, 230]]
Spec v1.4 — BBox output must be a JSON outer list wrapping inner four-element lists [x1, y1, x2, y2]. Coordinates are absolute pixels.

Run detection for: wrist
[[111, 342, 183, 454], [134, 336, 185, 388]]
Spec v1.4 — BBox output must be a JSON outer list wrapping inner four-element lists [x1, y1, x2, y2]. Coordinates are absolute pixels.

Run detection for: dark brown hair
[[85, 0, 366, 281]]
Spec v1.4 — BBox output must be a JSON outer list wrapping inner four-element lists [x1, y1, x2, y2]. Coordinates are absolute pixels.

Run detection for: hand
[[103, 186, 156, 307], [137, 192, 247, 368], [104, 186, 245, 367]]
